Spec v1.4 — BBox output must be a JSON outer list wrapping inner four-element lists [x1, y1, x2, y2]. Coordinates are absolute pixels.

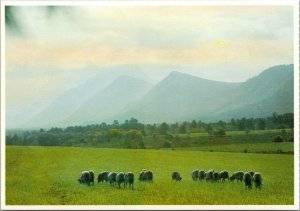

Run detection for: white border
[[1, 1, 6, 210], [1, 0, 299, 210]]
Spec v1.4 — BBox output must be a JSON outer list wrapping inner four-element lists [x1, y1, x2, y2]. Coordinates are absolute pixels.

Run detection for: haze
[[5, 5, 294, 128]]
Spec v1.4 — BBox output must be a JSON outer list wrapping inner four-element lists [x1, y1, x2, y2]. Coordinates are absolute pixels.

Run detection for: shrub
[[213, 128, 226, 136], [273, 135, 284, 142]]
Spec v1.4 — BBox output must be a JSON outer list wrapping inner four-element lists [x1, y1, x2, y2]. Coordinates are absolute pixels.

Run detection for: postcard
[[1, 0, 299, 210]]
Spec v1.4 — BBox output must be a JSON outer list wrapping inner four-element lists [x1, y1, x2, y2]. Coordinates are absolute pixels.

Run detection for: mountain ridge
[[24, 64, 294, 127]]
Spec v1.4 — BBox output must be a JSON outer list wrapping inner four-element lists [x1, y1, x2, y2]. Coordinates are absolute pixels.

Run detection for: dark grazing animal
[[253, 173, 263, 189], [116, 172, 126, 189], [243, 172, 253, 189], [125, 172, 134, 190], [212, 172, 220, 182], [78, 170, 94, 186], [248, 171, 255, 177], [108, 172, 117, 186], [204, 170, 214, 181], [97, 171, 109, 183], [139, 169, 153, 182], [230, 171, 244, 182], [192, 170, 199, 181], [219, 170, 229, 182], [172, 171, 182, 181], [198, 170, 205, 181]]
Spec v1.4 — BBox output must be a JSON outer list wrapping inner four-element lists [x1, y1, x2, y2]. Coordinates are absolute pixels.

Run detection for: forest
[[6, 112, 294, 149]]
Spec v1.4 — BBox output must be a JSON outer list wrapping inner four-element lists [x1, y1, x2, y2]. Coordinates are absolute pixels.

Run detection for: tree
[[256, 118, 266, 130], [179, 124, 187, 134], [190, 120, 197, 129], [273, 135, 284, 142], [238, 118, 246, 131], [159, 122, 169, 135], [113, 120, 119, 128], [214, 128, 226, 136]]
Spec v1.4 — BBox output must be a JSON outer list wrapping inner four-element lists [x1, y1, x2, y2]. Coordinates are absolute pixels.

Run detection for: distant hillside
[[26, 64, 294, 127], [115, 71, 241, 123], [63, 75, 153, 125], [116, 64, 294, 123]]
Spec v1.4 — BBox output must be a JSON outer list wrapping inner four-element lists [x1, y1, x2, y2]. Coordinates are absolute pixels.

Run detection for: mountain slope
[[115, 71, 241, 123], [25, 65, 158, 128], [116, 64, 294, 123], [26, 64, 294, 127], [62, 75, 153, 125]]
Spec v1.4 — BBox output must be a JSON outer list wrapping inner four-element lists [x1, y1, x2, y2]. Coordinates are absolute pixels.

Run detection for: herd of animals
[[78, 169, 263, 190]]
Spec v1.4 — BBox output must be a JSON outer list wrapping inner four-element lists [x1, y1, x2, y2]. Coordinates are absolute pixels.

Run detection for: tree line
[[6, 112, 294, 147]]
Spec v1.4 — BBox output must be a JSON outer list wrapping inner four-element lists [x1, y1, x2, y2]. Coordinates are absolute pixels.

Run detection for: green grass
[[6, 146, 294, 205], [175, 142, 294, 153]]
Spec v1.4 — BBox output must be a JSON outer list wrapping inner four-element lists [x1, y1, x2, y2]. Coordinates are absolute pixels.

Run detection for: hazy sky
[[5, 5, 294, 109]]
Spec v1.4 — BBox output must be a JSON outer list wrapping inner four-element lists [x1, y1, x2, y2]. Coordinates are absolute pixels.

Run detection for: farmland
[[6, 146, 294, 205]]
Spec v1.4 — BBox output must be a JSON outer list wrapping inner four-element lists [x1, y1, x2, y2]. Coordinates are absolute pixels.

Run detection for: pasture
[[6, 146, 294, 205]]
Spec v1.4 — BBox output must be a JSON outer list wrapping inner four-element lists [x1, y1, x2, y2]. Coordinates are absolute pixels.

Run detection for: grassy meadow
[[6, 146, 294, 205]]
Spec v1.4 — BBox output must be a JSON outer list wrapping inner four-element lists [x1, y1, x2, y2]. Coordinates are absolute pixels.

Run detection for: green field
[[6, 146, 294, 205]]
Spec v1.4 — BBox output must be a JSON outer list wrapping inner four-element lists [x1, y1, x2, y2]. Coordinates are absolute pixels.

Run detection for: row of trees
[[6, 113, 294, 147]]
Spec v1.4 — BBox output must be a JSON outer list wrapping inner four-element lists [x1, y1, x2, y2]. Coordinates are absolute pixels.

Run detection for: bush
[[162, 141, 172, 148], [213, 128, 226, 136], [273, 135, 284, 142]]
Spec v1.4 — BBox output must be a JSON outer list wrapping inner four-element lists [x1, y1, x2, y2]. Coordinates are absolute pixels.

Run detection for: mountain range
[[23, 64, 294, 128]]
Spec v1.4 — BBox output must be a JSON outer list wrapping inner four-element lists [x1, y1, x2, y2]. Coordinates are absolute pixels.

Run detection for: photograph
[[1, 0, 299, 210]]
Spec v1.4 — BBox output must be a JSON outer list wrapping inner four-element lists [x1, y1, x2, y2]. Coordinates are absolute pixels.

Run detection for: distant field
[[175, 142, 294, 153], [6, 146, 294, 205], [143, 129, 294, 153]]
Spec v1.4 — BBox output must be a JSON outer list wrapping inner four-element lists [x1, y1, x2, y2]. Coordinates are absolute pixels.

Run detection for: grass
[[175, 142, 294, 153], [5, 146, 294, 205]]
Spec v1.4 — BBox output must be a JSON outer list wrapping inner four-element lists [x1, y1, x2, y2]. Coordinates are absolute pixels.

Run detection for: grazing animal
[[139, 169, 153, 182], [253, 173, 263, 189], [78, 170, 94, 186], [125, 172, 135, 190], [198, 170, 205, 181], [230, 171, 244, 182], [97, 171, 109, 183], [192, 170, 199, 181], [248, 171, 255, 177], [204, 170, 214, 181], [212, 172, 220, 182], [89, 170, 95, 186], [243, 172, 253, 189], [108, 172, 117, 186], [219, 170, 229, 182], [116, 172, 126, 189], [172, 171, 182, 181]]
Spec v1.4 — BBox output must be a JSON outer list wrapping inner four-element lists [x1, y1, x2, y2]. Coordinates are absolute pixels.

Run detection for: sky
[[5, 5, 294, 113]]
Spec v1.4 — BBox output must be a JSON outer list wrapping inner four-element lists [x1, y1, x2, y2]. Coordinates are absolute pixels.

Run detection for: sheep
[[212, 172, 220, 182], [253, 173, 263, 189], [78, 171, 90, 185], [219, 170, 229, 182], [97, 171, 109, 183], [230, 171, 244, 182], [172, 171, 182, 181], [248, 171, 255, 177], [116, 172, 126, 189], [139, 169, 153, 182], [125, 172, 134, 190], [191, 169, 199, 181], [204, 170, 214, 181], [243, 172, 253, 189], [198, 170, 205, 181], [108, 172, 117, 187], [89, 170, 95, 186], [78, 170, 94, 186]]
